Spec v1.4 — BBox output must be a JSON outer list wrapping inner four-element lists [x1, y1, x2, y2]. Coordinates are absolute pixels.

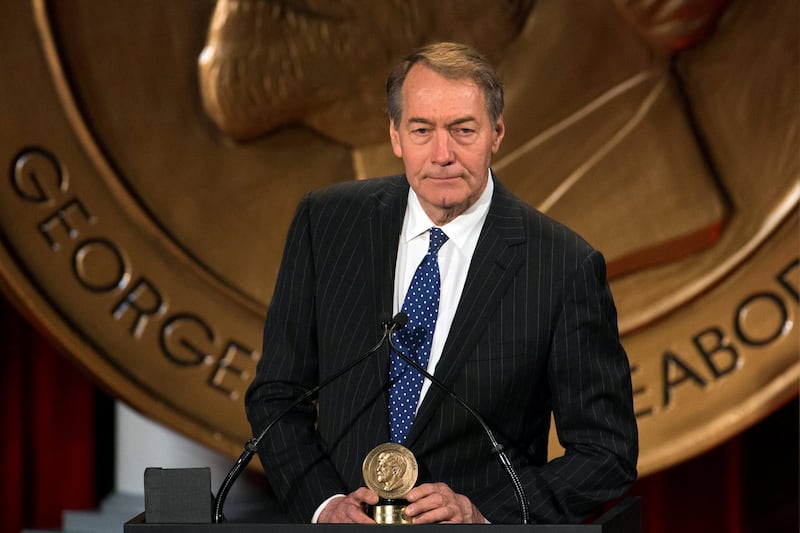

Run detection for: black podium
[[125, 496, 641, 533], [126, 467, 640, 532]]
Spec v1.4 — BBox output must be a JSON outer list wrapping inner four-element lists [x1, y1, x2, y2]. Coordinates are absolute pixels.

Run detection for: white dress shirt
[[393, 174, 493, 411]]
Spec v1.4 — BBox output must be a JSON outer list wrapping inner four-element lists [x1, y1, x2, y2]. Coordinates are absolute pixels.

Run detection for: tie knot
[[428, 227, 448, 255]]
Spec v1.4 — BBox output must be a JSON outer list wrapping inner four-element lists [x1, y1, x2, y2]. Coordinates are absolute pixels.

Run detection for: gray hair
[[386, 42, 504, 128]]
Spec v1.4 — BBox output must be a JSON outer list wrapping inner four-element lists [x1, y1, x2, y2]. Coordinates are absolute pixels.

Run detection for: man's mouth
[[426, 174, 461, 181]]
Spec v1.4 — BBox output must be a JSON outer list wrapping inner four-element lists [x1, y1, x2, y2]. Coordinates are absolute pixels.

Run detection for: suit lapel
[[366, 177, 408, 327], [406, 180, 526, 446], [364, 176, 409, 443]]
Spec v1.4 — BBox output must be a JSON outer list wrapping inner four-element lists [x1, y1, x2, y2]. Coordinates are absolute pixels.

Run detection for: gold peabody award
[[0, 0, 797, 500], [363, 443, 419, 524]]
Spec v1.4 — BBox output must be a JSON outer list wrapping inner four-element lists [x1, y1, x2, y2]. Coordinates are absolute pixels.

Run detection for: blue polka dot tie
[[389, 227, 448, 444]]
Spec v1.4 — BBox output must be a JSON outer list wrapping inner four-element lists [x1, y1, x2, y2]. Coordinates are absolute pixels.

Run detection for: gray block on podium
[[144, 467, 213, 524]]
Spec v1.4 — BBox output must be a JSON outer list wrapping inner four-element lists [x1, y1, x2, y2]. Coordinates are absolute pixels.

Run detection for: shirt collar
[[403, 170, 494, 250]]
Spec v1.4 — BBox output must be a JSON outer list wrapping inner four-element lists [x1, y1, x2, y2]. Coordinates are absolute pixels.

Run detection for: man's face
[[376, 454, 403, 486], [376, 458, 389, 482], [390, 64, 505, 225]]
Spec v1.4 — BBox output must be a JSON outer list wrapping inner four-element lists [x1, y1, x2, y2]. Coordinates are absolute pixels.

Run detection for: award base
[[370, 498, 411, 525]]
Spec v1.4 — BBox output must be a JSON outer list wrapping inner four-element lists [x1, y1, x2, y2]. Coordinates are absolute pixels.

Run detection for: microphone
[[212, 314, 406, 523], [385, 312, 408, 330], [388, 312, 531, 524]]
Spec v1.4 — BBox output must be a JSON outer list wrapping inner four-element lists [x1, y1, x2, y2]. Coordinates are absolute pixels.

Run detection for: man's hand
[[317, 488, 379, 523], [404, 482, 486, 523]]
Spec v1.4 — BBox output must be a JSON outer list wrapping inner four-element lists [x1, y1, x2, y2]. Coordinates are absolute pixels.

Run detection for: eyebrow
[[407, 116, 478, 127]]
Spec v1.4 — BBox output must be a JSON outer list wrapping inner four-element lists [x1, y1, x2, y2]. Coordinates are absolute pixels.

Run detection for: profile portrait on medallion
[[375, 452, 407, 493], [363, 443, 418, 500]]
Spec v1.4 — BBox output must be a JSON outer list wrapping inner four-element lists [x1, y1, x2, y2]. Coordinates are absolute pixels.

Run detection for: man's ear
[[492, 114, 506, 154], [389, 121, 403, 158]]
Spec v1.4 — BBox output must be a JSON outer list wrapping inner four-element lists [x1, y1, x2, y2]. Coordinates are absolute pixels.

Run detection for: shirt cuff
[[311, 494, 346, 523]]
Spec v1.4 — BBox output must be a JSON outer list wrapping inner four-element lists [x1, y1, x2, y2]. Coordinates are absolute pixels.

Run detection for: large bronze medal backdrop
[[0, 0, 797, 475]]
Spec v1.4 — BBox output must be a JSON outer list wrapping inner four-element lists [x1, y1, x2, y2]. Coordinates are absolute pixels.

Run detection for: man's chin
[[420, 184, 469, 205]]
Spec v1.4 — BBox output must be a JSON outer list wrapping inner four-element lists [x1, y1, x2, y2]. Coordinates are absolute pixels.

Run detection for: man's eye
[[451, 127, 475, 137], [412, 128, 429, 135]]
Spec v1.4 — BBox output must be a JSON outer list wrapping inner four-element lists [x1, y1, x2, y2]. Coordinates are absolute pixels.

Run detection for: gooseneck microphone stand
[[214, 312, 530, 524], [212, 315, 407, 523]]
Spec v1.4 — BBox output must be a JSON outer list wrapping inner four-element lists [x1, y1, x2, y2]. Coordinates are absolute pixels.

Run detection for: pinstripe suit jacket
[[245, 174, 638, 524]]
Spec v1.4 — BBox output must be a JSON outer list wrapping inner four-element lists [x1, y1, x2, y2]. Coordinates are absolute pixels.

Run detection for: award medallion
[[363, 443, 418, 524]]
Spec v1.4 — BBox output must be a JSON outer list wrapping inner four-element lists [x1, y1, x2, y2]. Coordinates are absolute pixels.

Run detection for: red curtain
[[0, 293, 797, 531], [629, 396, 798, 532], [0, 296, 96, 531]]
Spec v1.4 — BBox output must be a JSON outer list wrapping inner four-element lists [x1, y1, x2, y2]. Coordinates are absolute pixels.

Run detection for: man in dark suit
[[245, 42, 638, 524]]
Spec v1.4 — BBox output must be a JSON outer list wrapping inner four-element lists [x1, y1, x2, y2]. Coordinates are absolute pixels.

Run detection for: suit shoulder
[[533, 207, 594, 252], [506, 197, 610, 289], [308, 175, 406, 205], [301, 175, 407, 223], [498, 190, 597, 259]]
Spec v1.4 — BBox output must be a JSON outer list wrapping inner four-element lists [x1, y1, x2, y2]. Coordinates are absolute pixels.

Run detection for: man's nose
[[431, 131, 454, 166]]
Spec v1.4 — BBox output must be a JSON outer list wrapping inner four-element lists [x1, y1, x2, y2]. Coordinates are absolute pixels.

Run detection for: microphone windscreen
[[392, 312, 408, 330]]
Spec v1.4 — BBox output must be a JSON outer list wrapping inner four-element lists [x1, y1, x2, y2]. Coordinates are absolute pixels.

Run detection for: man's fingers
[[403, 482, 482, 524], [318, 489, 379, 523], [351, 487, 380, 505]]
